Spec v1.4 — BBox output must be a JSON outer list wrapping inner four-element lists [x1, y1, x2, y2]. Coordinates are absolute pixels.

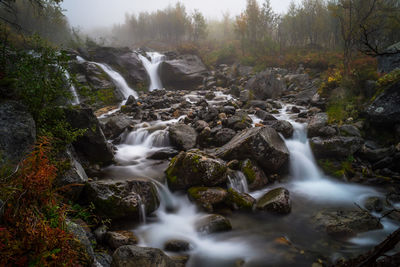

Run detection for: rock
[[291, 106, 301, 113], [226, 188, 255, 211], [358, 144, 395, 163], [188, 187, 227, 212], [160, 54, 207, 90], [66, 219, 95, 260], [256, 187, 291, 214], [94, 225, 108, 243], [318, 126, 337, 137], [95, 252, 113, 267], [88, 46, 148, 87], [205, 91, 216, 100], [240, 159, 269, 191], [226, 111, 252, 131], [164, 240, 190, 252], [366, 80, 400, 126], [169, 124, 197, 151], [310, 136, 364, 158], [245, 70, 287, 100], [339, 125, 361, 137], [255, 110, 277, 121], [0, 101, 36, 167], [194, 120, 209, 132], [214, 128, 236, 146], [64, 108, 114, 166], [55, 147, 88, 200], [312, 210, 383, 237], [125, 95, 137, 106], [364, 197, 383, 212], [84, 178, 159, 221], [103, 114, 134, 139], [195, 214, 232, 234], [147, 148, 179, 160], [105, 231, 138, 250], [111, 245, 175, 267], [307, 113, 328, 138], [166, 151, 228, 191], [378, 42, 400, 73], [240, 90, 250, 103], [215, 126, 289, 174], [268, 120, 294, 139]]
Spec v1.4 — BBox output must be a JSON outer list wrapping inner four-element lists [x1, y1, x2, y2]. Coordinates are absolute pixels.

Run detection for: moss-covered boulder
[[188, 187, 228, 212], [240, 159, 269, 191], [256, 187, 291, 214], [84, 178, 159, 221], [195, 214, 232, 234], [166, 151, 228, 191], [226, 188, 255, 211], [215, 126, 289, 174]]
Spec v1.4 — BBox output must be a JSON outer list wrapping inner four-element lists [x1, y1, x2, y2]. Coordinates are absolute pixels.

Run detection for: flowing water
[[64, 70, 80, 105], [96, 56, 399, 266], [138, 52, 165, 91]]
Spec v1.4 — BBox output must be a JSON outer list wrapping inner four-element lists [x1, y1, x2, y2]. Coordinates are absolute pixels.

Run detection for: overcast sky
[[61, 0, 295, 30]]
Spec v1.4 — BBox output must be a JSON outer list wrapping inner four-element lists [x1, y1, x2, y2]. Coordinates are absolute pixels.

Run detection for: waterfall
[[64, 70, 80, 105], [228, 171, 249, 194], [138, 52, 165, 91], [137, 195, 147, 224]]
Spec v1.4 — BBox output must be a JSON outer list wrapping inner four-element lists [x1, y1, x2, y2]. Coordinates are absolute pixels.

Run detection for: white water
[[138, 52, 165, 91], [64, 70, 80, 105], [228, 171, 249, 194]]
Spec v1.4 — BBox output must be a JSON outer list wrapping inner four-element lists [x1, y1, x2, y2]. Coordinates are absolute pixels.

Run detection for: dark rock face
[[160, 54, 207, 90], [307, 113, 328, 138], [366, 81, 400, 126], [215, 126, 289, 174], [245, 70, 287, 100], [0, 101, 36, 166], [312, 210, 383, 237], [166, 151, 228, 191], [112, 246, 175, 267], [310, 136, 364, 158], [195, 214, 232, 234], [65, 108, 114, 166], [256, 187, 291, 214], [88, 46, 149, 87], [84, 178, 159, 221], [378, 42, 400, 73], [169, 124, 197, 151]]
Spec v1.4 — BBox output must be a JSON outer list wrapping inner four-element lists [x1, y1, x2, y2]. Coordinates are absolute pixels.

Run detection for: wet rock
[[268, 120, 294, 139], [105, 231, 138, 250], [364, 197, 383, 212], [125, 95, 137, 106], [147, 148, 179, 160], [318, 126, 337, 137], [84, 178, 159, 221], [95, 252, 112, 267], [64, 108, 114, 166], [223, 105, 236, 115], [169, 124, 197, 151], [66, 219, 95, 260], [164, 240, 190, 252], [160, 54, 207, 90], [358, 145, 395, 163], [216, 126, 289, 174], [226, 188, 255, 211], [112, 245, 175, 267], [245, 70, 287, 100], [255, 110, 277, 121], [240, 159, 269, 191], [205, 91, 216, 100], [195, 214, 232, 234], [339, 125, 361, 137], [166, 151, 228, 191], [226, 111, 253, 131], [188, 187, 228, 212], [256, 187, 291, 214], [307, 113, 328, 138], [366, 80, 400, 126], [310, 136, 364, 158], [378, 42, 400, 73], [312, 210, 383, 237], [103, 114, 134, 139], [0, 101, 36, 167], [291, 106, 301, 113]]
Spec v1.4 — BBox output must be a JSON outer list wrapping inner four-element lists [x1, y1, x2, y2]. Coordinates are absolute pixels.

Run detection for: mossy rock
[[226, 188, 255, 211], [240, 159, 269, 191], [256, 187, 291, 214], [188, 187, 228, 212]]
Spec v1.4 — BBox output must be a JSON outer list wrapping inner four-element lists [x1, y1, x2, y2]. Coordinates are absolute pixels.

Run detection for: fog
[[61, 0, 294, 29]]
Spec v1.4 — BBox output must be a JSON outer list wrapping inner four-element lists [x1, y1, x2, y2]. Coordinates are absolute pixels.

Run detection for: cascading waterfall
[[64, 70, 80, 105], [228, 171, 249, 194], [137, 195, 147, 224], [138, 52, 165, 91]]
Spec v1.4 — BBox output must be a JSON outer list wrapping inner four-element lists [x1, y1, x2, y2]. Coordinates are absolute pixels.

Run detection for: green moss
[[241, 160, 256, 184], [188, 187, 208, 199], [318, 156, 354, 178], [227, 188, 253, 210]]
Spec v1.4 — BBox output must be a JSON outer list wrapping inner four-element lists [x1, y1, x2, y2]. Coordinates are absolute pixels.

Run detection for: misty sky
[[61, 0, 295, 30]]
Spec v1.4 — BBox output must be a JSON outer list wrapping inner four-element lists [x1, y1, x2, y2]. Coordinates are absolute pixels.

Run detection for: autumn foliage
[[0, 137, 88, 266]]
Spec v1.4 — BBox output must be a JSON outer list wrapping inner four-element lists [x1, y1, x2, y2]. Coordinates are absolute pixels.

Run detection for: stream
[[78, 52, 399, 266]]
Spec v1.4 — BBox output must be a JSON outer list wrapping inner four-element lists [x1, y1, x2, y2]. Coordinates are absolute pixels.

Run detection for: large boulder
[[168, 124, 197, 151], [310, 136, 364, 159], [378, 42, 400, 73], [160, 54, 207, 90], [312, 210, 383, 237], [256, 187, 291, 214], [88, 46, 149, 87], [215, 126, 289, 174], [267, 120, 294, 139], [307, 113, 328, 138], [112, 246, 175, 267], [0, 101, 36, 167], [102, 114, 134, 139], [84, 178, 159, 221], [64, 108, 114, 166], [166, 151, 228, 191], [366, 80, 400, 126], [245, 69, 287, 100]]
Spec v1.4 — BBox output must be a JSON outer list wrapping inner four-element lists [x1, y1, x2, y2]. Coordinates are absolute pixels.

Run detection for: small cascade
[[64, 70, 80, 105], [137, 195, 146, 224], [138, 52, 165, 91], [228, 171, 249, 194], [124, 128, 170, 148]]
